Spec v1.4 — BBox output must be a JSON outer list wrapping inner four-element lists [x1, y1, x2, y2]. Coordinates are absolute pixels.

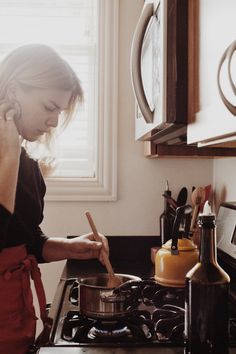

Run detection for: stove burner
[[60, 279, 186, 345], [62, 311, 95, 341], [141, 284, 185, 307], [62, 309, 155, 343], [140, 283, 185, 343], [88, 322, 131, 340], [153, 305, 185, 342]]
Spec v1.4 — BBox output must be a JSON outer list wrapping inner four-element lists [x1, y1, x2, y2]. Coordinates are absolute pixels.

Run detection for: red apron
[[0, 245, 49, 354]]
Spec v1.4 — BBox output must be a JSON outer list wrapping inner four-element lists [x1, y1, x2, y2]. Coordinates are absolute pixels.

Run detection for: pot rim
[[79, 273, 141, 289]]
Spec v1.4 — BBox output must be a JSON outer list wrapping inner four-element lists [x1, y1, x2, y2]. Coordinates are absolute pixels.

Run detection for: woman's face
[[13, 85, 72, 141]]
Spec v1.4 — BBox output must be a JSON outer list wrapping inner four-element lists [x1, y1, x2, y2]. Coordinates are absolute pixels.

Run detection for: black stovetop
[[51, 278, 186, 347], [46, 277, 236, 349]]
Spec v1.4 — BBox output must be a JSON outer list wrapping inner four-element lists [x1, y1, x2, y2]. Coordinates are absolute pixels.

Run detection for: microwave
[[130, 0, 188, 143], [217, 202, 236, 263]]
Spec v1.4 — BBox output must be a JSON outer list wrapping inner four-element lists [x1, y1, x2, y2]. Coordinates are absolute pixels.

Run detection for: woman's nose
[[46, 112, 59, 128]]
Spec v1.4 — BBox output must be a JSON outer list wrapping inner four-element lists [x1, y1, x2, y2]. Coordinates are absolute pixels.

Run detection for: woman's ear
[[6, 81, 22, 120]]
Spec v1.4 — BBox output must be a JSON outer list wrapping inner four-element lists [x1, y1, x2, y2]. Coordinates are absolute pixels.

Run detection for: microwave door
[[130, 2, 154, 124]]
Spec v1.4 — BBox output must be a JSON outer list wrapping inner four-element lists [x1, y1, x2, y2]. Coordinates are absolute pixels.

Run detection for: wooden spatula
[[85, 211, 122, 288], [190, 187, 206, 232]]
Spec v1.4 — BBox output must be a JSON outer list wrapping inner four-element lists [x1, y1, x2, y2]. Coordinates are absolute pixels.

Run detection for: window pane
[[0, 0, 98, 178]]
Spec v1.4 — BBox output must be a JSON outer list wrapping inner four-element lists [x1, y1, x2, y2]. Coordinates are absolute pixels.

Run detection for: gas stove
[[34, 233, 236, 354], [57, 278, 185, 346], [36, 276, 236, 351]]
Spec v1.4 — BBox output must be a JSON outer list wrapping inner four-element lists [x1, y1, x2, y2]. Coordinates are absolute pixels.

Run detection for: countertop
[[41, 236, 236, 354], [38, 348, 186, 354]]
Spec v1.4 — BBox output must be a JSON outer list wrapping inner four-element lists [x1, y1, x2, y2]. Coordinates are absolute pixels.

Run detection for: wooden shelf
[[144, 141, 236, 158]]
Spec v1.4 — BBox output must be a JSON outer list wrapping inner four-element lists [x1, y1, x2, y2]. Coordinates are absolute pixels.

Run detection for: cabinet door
[[187, 0, 236, 146]]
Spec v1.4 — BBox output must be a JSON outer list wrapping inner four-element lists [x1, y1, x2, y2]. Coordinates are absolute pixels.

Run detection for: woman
[[0, 44, 109, 354]]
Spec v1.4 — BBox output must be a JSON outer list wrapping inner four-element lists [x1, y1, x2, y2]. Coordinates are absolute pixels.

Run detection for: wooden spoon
[[190, 187, 206, 232], [85, 211, 122, 288]]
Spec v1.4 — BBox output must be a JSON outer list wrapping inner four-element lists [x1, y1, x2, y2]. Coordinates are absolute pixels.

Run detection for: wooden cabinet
[[187, 0, 236, 147]]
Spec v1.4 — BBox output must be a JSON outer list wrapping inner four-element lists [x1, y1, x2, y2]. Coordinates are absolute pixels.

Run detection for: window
[[0, 0, 118, 201]]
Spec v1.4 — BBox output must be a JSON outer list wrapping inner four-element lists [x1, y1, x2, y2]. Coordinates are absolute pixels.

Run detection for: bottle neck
[[199, 225, 217, 264]]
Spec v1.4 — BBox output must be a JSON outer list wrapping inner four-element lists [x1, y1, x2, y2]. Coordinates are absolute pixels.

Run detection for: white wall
[[37, 0, 213, 309]]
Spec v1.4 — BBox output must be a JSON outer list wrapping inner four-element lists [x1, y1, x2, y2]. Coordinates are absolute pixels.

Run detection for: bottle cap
[[202, 200, 212, 215], [198, 201, 216, 225], [198, 213, 216, 228]]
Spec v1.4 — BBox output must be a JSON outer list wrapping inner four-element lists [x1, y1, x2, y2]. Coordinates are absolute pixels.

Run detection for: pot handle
[[101, 279, 159, 304], [100, 291, 126, 303], [101, 279, 143, 303], [171, 204, 192, 254], [114, 278, 157, 292], [69, 280, 79, 306]]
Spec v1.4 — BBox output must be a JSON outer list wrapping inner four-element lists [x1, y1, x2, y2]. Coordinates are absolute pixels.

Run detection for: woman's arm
[[42, 233, 109, 263]]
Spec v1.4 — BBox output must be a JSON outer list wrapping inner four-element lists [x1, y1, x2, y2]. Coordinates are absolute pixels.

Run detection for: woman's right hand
[[0, 101, 21, 212], [0, 101, 21, 159]]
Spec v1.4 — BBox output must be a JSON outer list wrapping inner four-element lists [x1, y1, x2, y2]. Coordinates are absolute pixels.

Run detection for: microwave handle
[[130, 2, 154, 124]]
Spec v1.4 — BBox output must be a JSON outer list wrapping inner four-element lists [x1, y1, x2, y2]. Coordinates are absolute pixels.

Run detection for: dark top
[[0, 148, 48, 262]]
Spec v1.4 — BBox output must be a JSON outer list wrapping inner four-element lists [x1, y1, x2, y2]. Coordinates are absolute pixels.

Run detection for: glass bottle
[[185, 212, 230, 354]]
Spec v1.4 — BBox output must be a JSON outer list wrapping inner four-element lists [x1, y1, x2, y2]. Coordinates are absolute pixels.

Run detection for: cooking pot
[[155, 205, 199, 287], [79, 273, 141, 319]]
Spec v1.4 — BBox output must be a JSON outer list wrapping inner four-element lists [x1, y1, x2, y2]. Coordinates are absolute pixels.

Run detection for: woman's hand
[[0, 101, 21, 159], [67, 233, 109, 263], [0, 101, 21, 212], [42, 233, 110, 264]]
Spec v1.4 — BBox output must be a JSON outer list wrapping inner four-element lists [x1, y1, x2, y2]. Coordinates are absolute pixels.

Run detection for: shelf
[[144, 141, 236, 158]]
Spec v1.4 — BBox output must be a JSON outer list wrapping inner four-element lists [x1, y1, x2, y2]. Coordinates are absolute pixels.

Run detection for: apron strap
[[21, 256, 48, 324], [22, 256, 53, 349]]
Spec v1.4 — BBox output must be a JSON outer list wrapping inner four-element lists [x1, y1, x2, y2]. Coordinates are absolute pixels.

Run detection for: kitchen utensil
[[160, 181, 176, 245], [184, 212, 191, 238], [176, 187, 188, 207], [190, 186, 206, 232], [79, 273, 141, 319], [162, 193, 177, 209], [155, 204, 199, 287], [199, 184, 212, 212], [85, 211, 122, 288]]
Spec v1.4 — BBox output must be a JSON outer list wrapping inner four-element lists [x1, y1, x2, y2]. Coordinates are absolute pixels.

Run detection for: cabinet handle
[[217, 40, 236, 116], [130, 2, 154, 124]]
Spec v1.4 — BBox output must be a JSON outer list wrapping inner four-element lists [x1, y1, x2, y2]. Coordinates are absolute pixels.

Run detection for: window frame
[[45, 0, 118, 201]]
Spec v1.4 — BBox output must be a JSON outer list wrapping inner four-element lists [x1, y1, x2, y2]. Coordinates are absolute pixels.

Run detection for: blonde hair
[[0, 44, 83, 122], [0, 44, 84, 175]]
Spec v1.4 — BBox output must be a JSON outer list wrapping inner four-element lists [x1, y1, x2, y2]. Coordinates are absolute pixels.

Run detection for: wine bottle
[[185, 212, 230, 354]]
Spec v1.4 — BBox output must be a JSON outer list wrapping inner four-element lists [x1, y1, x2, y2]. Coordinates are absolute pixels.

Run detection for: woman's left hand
[[67, 232, 109, 263]]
